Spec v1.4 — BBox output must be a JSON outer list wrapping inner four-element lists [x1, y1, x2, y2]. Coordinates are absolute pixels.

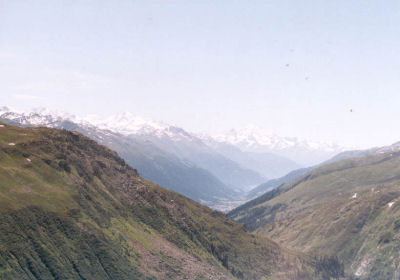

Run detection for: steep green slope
[[229, 151, 400, 279], [0, 123, 335, 280]]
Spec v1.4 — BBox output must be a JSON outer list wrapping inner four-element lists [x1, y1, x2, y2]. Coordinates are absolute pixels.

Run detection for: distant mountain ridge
[[83, 111, 304, 183], [211, 126, 345, 166], [201, 135, 302, 180], [85, 111, 190, 139], [0, 106, 355, 211], [0, 107, 347, 166]]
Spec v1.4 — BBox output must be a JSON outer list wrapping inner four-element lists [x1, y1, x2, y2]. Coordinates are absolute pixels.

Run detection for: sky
[[1, 0, 400, 148]]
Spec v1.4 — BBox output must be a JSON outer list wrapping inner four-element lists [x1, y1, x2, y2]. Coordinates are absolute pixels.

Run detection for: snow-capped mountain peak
[[213, 125, 342, 153], [209, 125, 346, 166], [214, 125, 279, 148], [0, 106, 346, 166], [84, 112, 169, 136], [82, 112, 197, 142], [0, 107, 78, 127], [0, 107, 196, 142]]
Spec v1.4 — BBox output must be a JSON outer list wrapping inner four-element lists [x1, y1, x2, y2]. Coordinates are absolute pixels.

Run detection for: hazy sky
[[1, 1, 400, 148]]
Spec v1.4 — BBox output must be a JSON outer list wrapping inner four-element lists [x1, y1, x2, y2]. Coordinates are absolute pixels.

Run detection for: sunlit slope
[[229, 151, 400, 279], [0, 123, 335, 280]]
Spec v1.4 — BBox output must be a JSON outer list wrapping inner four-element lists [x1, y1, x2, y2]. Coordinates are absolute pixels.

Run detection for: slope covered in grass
[[0, 123, 336, 280], [229, 151, 400, 279]]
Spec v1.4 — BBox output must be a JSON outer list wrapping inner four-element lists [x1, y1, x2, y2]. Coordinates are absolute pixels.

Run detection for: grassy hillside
[[229, 150, 400, 279], [0, 123, 336, 280]]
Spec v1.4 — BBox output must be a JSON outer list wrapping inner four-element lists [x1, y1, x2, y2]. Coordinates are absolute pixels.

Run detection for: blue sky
[[1, 0, 400, 148]]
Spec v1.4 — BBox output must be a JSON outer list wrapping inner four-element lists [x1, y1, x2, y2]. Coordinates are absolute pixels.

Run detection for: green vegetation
[[230, 150, 400, 279], [0, 123, 335, 279]]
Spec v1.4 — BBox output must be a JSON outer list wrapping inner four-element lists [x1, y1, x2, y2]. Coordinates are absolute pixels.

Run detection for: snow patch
[[0, 125, 4, 127], [388, 202, 395, 208], [352, 193, 358, 199], [8, 143, 15, 146]]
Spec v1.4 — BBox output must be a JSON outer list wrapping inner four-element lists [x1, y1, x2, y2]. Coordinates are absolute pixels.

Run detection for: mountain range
[[0, 107, 345, 210], [0, 108, 235, 206], [0, 122, 339, 279], [211, 126, 344, 166]]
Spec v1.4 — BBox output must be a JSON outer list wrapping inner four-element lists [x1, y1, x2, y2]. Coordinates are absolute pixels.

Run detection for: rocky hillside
[[0, 123, 338, 280], [229, 150, 400, 279]]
